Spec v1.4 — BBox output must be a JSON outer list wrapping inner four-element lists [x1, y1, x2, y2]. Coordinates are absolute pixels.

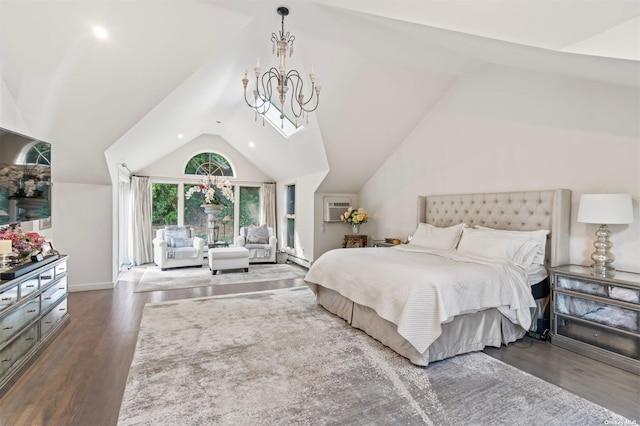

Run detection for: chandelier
[[242, 6, 321, 128]]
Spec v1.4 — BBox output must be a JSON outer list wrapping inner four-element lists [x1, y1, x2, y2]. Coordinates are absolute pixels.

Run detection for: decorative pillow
[[246, 225, 270, 244], [408, 223, 466, 250], [164, 226, 191, 246], [457, 228, 539, 269], [474, 226, 549, 265], [168, 237, 194, 248]]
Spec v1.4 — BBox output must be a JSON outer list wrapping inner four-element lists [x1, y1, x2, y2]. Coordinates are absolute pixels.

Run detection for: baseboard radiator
[[287, 254, 311, 269]]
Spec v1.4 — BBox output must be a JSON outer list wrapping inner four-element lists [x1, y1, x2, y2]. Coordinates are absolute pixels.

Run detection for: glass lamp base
[[590, 264, 615, 278]]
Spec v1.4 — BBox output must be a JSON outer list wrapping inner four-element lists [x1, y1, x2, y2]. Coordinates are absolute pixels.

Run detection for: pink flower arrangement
[[0, 227, 45, 256]]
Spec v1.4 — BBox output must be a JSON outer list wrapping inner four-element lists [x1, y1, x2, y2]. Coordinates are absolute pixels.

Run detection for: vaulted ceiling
[[1, 0, 637, 193]]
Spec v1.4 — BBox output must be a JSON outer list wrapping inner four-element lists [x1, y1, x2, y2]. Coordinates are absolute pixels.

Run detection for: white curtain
[[130, 176, 153, 265], [262, 183, 276, 233]]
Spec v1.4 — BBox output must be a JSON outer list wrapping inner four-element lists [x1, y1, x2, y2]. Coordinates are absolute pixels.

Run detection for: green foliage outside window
[[238, 186, 260, 229], [152, 183, 178, 229]]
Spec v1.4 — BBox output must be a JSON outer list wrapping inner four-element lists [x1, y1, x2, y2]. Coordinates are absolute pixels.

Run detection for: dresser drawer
[[39, 267, 55, 288], [54, 261, 67, 278], [19, 277, 39, 299], [0, 324, 38, 382], [555, 293, 639, 333], [554, 316, 638, 360], [0, 286, 18, 313], [0, 297, 40, 346], [41, 277, 67, 314], [41, 298, 67, 337]]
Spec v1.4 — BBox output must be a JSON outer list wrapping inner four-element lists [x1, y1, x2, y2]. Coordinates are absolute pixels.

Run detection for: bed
[[305, 189, 571, 366]]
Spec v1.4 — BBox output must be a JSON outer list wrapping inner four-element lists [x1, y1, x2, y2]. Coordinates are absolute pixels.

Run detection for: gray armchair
[[237, 225, 277, 263], [153, 226, 205, 270]]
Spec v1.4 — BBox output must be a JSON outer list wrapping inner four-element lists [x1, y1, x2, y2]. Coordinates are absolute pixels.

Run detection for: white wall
[[136, 133, 272, 182], [54, 182, 113, 291], [277, 170, 327, 266], [359, 65, 640, 273], [2, 76, 114, 291], [314, 192, 359, 257]]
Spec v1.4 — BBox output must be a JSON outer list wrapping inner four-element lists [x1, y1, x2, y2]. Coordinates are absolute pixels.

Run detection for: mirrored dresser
[[0, 255, 69, 395], [550, 265, 639, 375]]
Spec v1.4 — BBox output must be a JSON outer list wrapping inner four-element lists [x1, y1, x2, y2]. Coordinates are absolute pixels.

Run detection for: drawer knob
[[1, 357, 12, 362], [58, 308, 66, 312], [45, 297, 52, 300], [44, 320, 52, 324], [1, 297, 12, 301], [26, 284, 34, 288], [27, 309, 36, 313], [26, 337, 34, 341], [2, 326, 13, 330]]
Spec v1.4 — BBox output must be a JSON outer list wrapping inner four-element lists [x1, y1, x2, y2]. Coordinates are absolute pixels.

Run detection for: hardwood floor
[[0, 265, 638, 425]]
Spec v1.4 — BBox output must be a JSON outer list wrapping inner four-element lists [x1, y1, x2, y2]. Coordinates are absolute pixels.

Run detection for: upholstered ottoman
[[208, 247, 250, 275]]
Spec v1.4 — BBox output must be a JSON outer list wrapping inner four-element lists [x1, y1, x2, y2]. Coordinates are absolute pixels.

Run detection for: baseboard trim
[[286, 254, 311, 269], [68, 281, 115, 292]]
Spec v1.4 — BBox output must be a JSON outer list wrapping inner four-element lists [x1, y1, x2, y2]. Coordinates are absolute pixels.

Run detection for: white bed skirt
[[314, 284, 525, 366]]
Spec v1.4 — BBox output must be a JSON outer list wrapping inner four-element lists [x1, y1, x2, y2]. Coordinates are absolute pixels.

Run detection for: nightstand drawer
[[555, 293, 638, 333], [554, 316, 638, 360]]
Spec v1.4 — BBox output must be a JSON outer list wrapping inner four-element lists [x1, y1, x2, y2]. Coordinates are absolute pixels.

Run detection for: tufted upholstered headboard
[[417, 189, 571, 267]]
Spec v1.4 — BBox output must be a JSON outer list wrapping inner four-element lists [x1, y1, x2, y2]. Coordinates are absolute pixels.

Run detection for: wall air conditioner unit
[[324, 197, 351, 223]]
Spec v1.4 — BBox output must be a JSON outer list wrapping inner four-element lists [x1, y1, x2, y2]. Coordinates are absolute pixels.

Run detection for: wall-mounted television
[[0, 128, 51, 226]]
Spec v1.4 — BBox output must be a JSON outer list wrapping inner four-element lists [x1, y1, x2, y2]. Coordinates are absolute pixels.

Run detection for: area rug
[[134, 263, 307, 292], [118, 287, 632, 425]]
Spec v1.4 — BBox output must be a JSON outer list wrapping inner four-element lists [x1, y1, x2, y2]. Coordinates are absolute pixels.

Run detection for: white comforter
[[304, 245, 536, 354]]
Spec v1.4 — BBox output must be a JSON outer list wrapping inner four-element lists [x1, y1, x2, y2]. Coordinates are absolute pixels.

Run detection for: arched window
[[184, 152, 234, 177]]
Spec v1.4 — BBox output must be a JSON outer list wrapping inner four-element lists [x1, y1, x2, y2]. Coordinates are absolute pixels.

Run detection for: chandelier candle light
[[242, 6, 321, 128]]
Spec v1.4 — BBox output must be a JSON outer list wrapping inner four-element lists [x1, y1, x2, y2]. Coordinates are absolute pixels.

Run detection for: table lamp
[[577, 193, 634, 277]]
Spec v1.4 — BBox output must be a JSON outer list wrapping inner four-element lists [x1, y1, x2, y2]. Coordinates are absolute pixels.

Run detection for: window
[[184, 152, 234, 177], [149, 152, 267, 246], [262, 100, 304, 139], [151, 183, 178, 234], [286, 184, 295, 248], [238, 186, 260, 229]]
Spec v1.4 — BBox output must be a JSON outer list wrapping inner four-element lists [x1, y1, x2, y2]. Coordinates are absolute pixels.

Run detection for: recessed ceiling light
[[248, 141, 255, 148], [177, 134, 184, 139], [93, 26, 109, 40]]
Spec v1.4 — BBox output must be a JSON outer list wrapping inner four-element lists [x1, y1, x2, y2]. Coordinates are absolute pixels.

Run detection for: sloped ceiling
[[1, 0, 638, 193]]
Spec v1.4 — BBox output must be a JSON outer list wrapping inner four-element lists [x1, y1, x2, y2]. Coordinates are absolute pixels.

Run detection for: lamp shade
[[577, 194, 634, 224]]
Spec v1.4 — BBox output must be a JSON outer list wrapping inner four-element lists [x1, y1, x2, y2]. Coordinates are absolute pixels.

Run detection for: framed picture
[[42, 241, 56, 255], [39, 216, 52, 230]]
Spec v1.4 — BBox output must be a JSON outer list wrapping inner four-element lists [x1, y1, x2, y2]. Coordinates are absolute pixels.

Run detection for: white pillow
[[474, 226, 549, 265], [408, 223, 466, 250], [457, 228, 539, 269]]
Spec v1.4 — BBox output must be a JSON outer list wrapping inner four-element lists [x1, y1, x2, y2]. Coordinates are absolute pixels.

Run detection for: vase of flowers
[[341, 207, 369, 235], [185, 174, 234, 206], [0, 225, 45, 261]]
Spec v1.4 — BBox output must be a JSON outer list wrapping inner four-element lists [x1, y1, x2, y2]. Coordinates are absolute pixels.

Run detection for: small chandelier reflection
[[242, 6, 321, 129]]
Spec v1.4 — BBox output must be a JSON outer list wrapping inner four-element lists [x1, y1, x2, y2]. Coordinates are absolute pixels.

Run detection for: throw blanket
[[305, 246, 535, 354]]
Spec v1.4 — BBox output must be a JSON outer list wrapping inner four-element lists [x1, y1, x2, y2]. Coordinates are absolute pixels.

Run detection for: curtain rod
[[141, 175, 275, 185]]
